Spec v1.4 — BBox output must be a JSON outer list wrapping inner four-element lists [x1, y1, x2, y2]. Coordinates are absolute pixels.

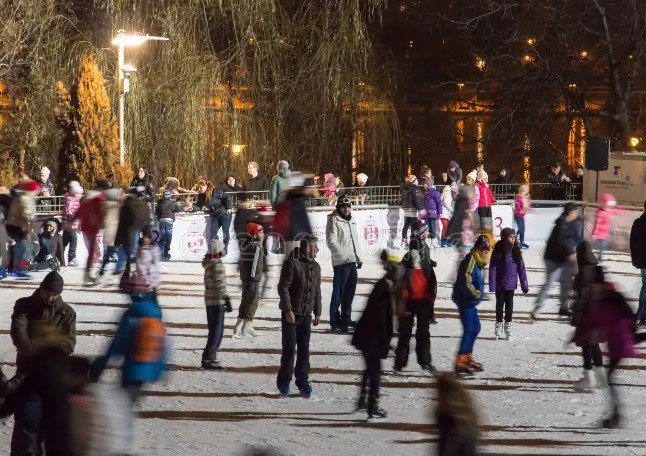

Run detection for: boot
[[504, 321, 512, 340], [558, 306, 572, 317], [356, 392, 368, 411], [494, 322, 504, 340], [233, 318, 244, 338], [367, 396, 387, 420], [455, 354, 474, 377], [601, 413, 621, 429], [241, 320, 259, 337], [468, 354, 484, 372], [594, 366, 607, 388], [574, 369, 595, 392]]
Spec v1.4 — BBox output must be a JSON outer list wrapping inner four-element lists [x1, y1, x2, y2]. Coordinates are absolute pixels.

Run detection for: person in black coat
[[130, 167, 155, 202], [351, 250, 404, 420], [400, 176, 425, 245], [109, 191, 150, 282], [630, 202, 646, 324], [206, 186, 234, 255]]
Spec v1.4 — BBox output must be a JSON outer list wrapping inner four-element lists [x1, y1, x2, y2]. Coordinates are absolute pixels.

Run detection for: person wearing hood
[[570, 242, 605, 392], [6, 180, 39, 279], [270, 160, 291, 208], [62, 181, 83, 267], [326, 197, 362, 332], [452, 235, 491, 376], [156, 190, 183, 261], [489, 228, 528, 340], [532, 203, 580, 319], [630, 200, 646, 326], [276, 236, 322, 398], [592, 193, 621, 261], [440, 182, 457, 247], [448, 161, 463, 185], [352, 250, 405, 420], [400, 174, 425, 246], [223, 175, 242, 193]]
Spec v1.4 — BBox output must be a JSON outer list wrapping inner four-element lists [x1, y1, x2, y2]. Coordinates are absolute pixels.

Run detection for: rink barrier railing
[[32, 182, 581, 216]]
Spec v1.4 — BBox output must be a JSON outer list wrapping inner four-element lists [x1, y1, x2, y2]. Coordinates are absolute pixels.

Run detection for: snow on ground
[[0, 246, 645, 455]]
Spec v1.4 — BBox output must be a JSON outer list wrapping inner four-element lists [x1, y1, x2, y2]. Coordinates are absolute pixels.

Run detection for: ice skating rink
[[0, 247, 645, 455]]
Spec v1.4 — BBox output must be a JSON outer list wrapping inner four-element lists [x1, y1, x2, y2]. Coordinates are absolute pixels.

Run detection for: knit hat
[[68, 181, 83, 195], [19, 180, 40, 193], [336, 196, 352, 209], [40, 271, 64, 294], [478, 171, 488, 181], [356, 173, 368, 184], [247, 223, 264, 237], [466, 171, 478, 182], [40, 166, 51, 177], [473, 234, 491, 251], [208, 239, 225, 256]]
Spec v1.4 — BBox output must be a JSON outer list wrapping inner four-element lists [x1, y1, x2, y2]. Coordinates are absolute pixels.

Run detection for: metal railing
[[32, 182, 581, 216]]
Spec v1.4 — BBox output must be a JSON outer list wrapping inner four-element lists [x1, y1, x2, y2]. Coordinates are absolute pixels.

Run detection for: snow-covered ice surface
[[0, 246, 645, 455]]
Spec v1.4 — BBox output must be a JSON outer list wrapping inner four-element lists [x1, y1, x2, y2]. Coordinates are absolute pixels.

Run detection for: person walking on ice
[[488, 227, 528, 340], [234, 223, 265, 338]]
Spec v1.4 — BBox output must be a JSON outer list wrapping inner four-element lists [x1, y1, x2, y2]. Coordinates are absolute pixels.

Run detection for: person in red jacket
[[76, 180, 108, 283], [476, 171, 496, 234]]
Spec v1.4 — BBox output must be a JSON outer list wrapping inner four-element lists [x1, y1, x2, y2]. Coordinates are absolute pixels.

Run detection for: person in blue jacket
[[452, 235, 491, 376]]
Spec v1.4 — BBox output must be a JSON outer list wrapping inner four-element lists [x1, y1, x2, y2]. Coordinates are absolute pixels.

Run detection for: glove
[[224, 296, 233, 313], [357, 261, 363, 269]]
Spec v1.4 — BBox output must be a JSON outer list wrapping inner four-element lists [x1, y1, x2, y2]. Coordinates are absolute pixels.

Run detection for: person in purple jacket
[[489, 227, 528, 340], [424, 178, 443, 247]]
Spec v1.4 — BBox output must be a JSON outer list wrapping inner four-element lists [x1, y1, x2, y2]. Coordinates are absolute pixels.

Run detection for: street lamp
[[111, 30, 168, 165]]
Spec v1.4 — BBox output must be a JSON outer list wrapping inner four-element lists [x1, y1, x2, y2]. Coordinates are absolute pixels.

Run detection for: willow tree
[[94, 0, 402, 185]]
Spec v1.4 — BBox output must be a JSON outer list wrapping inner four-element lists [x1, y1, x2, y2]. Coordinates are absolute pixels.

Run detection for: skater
[[234, 223, 265, 338], [435, 373, 480, 456], [205, 183, 233, 255], [424, 177, 442, 246], [445, 185, 470, 248], [591, 193, 620, 262], [62, 181, 83, 267], [134, 227, 161, 293], [6, 179, 39, 279], [394, 221, 438, 374], [452, 235, 491, 376], [439, 182, 456, 247], [400, 175, 424, 246], [476, 171, 495, 235], [488, 228, 529, 340], [76, 181, 107, 283], [352, 250, 405, 420], [276, 236, 322, 398], [465, 171, 480, 244], [532, 203, 580, 319], [202, 239, 232, 370], [514, 184, 531, 249], [29, 220, 61, 272], [99, 186, 126, 277], [570, 241, 605, 392], [630, 201, 646, 325], [156, 190, 183, 261], [326, 196, 361, 332], [273, 172, 314, 256]]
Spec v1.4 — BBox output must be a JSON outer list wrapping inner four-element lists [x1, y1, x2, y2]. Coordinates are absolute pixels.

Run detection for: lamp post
[[111, 30, 168, 165]]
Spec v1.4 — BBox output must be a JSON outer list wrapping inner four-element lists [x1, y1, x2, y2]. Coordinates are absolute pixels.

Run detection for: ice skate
[[558, 306, 572, 318], [601, 413, 621, 429], [356, 393, 368, 411], [468, 354, 484, 372], [420, 363, 437, 376], [298, 384, 313, 399], [594, 366, 607, 388], [574, 369, 595, 392], [201, 359, 223, 371], [455, 354, 475, 378], [495, 322, 504, 340], [367, 397, 387, 421], [232, 318, 244, 338], [241, 320, 259, 337], [504, 321, 512, 340]]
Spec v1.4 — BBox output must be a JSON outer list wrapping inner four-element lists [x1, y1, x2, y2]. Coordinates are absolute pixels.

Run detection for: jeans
[[359, 346, 382, 400], [7, 225, 30, 271], [203, 305, 225, 362], [11, 393, 44, 456], [495, 290, 515, 322], [427, 218, 437, 239], [515, 216, 525, 245], [394, 299, 432, 368], [458, 306, 481, 355], [535, 259, 574, 312], [329, 262, 358, 328], [210, 214, 232, 253], [596, 239, 608, 261], [99, 246, 127, 275], [62, 229, 77, 262], [637, 269, 646, 323], [402, 216, 416, 242], [0, 222, 9, 269], [33, 236, 52, 263], [158, 219, 174, 259], [277, 314, 312, 390]]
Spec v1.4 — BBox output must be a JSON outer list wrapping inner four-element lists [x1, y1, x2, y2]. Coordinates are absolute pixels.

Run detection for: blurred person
[[156, 190, 183, 261], [206, 182, 234, 256], [99, 186, 126, 277], [201, 239, 232, 370], [134, 227, 161, 293], [276, 236, 322, 398], [355, 172, 368, 188], [435, 373, 480, 456], [130, 166, 155, 202], [270, 160, 291, 208], [273, 172, 314, 256], [476, 170, 496, 235], [29, 220, 61, 272], [400, 174, 424, 246], [6, 180, 39, 279], [532, 203, 580, 319], [630, 200, 646, 325], [352, 250, 404, 420], [321, 172, 336, 198], [113, 188, 151, 284], [105, 172, 117, 189], [448, 160, 463, 185], [514, 184, 531, 249], [464, 171, 480, 245], [233, 223, 265, 338], [419, 165, 433, 182], [0, 186, 10, 278], [445, 185, 471, 249], [326, 196, 362, 332], [76, 180, 108, 284], [243, 161, 271, 200], [395, 221, 438, 374], [452, 235, 490, 377], [440, 182, 457, 247], [488, 228, 528, 340], [591, 193, 622, 262], [62, 181, 83, 267], [424, 177, 442, 246]]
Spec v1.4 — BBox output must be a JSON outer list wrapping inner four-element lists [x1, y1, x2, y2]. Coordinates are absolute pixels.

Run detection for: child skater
[[591, 193, 621, 262], [488, 227, 528, 340], [514, 184, 531, 249], [135, 227, 161, 294], [452, 235, 490, 376]]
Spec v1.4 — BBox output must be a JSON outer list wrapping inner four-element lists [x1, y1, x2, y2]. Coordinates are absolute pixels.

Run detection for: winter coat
[[630, 213, 646, 268], [440, 186, 454, 220], [242, 174, 271, 198], [351, 263, 403, 358], [205, 188, 233, 218], [425, 187, 443, 219], [514, 194, 531, 218], [446, 187, 470, 239], [467, 185, 480, 213], [102, 189, 123, 247], [270, 169, 291, 208], [114, 196, 149, 247], [156, 197, 182, 221], [452, 252, 486, 308], [400, 183, 425, 211], [544, 216, 576, 264], [38, 180, 55, 196], [233, 207, 262, 237], [203, 256, 227, 306], [77, 192, 106, 235], [239, 240, 264, 282], [571, 241, 600, 332], [476, 182, 496, 208], [278, 248, 322, 317], [274, 191, 313, 242], [403, 235, 437, 301], [135, 245, 161, 290], [325, 210, 360, 267], [488, 246, 528, 293], [130, 175, 155, 202], [90, 293, 167, 383], [62, 194, 82, 231], [11, 291, 76, 370], [592, 194, 620, 241], [6, 193, 35, 234], [448, 161, 463, 184]]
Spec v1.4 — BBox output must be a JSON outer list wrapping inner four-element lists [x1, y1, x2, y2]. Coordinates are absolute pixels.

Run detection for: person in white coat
[[440, 183, 457, 247], [326, 197, 362, 332]]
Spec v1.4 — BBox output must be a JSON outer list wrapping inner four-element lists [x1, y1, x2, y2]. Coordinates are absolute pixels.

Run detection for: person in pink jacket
[[62, 181, 83, 267], [464, 171, 479, 244], [591, 193, 621, 261], [514, 185, 531, 249]]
